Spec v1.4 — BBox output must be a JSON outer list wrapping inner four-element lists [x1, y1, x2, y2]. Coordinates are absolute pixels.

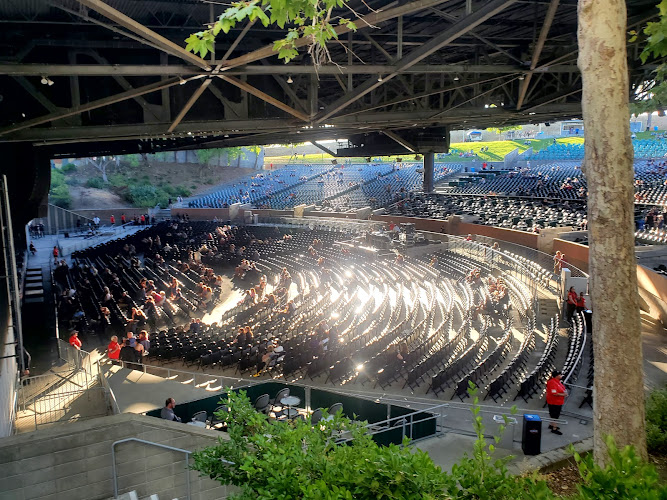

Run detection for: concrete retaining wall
[[0, 413, 232, 500]]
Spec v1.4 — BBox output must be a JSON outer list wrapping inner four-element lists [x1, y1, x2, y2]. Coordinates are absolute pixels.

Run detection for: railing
[[111, 438, 233, 500], [256, 215, 385, 234], [338, 404, 447, 445]]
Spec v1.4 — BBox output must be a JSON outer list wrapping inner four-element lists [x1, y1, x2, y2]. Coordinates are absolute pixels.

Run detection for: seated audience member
[[279, 299, 295, 317], [161, 398, 182, 422], [126, 331, 137, 348], [138, 330, 151, 354], [119, 338, 137, 365]]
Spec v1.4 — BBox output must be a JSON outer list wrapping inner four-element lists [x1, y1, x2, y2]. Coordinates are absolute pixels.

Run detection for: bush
[[51, 168, 66, 188], [86, 177, 106, 189], [192, 390, 451, 500], [646, 386, 667, 453], [65, 177, 80, 186], [108, 173, 129, 189], [50, 184, 71, 209], [61, 163, 77, 173], [204, 178, 214, 184], [570, 435, 667, 499], [175, 185, 191, 197]]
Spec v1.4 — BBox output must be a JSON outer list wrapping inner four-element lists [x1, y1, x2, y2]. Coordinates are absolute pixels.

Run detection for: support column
[[423, 152, 434, 192]]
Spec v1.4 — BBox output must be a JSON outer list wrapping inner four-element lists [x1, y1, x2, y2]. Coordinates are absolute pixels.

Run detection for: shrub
[[51, 168, 66, 188], [570, 435, 667, 499], [192, 390, 451, 499], [108, 173, 129, 189], [190, 184, 198, 190], [447, 384, 554, 500], [50, 184, 71, 209], [86, 177, 106, 189], [128, 184, 159, 207], [645, 386, 667, 453], [204, 178, 214, 184], [175, 185, 191, 197], [65, 177, 80, 186], [61, 163, 77, 173]]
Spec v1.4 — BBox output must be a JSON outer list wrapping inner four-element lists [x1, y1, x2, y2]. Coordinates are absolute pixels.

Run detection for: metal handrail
[[111, 438, 234, 499], [563, 311, 587, 386]]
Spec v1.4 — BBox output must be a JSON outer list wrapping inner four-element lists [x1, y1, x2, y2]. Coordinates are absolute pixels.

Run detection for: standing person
[[161, 398, 182, 422], [69, 330, 82, 369], [140, 214, 146, 226], [553, 251, 563, 274], [121, 213, 126, 225], [566, 286, 578, 323], [93, 215, 100, 229], [576, 292, 586, 315], [107, 335, 120, 364], [110, 214, 115, 226], [29, 242, 36, 255], [546, 370, 568, 435], [53, 245, 59, 263]]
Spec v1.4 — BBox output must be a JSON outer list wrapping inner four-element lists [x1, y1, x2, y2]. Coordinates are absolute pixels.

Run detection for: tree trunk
[[578, 0, 647, 464]]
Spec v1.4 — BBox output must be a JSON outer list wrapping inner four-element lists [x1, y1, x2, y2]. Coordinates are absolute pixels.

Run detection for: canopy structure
[[0, 0, 658, 157]]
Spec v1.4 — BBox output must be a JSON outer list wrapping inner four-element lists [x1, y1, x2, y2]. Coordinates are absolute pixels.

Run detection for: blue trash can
[[522, 414, 542, 455]]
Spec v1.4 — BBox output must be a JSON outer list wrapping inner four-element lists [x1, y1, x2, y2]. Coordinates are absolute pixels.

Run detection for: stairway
[[23, 266, 44, 304], [154, 208, 171, 220]]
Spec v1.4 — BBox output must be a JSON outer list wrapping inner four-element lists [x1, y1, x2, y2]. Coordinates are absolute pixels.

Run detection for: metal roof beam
[[0, 76, 186, 137], [516, 0, 560, 109], [220, 0, 454, 69], [73, 0, 211, 70], [382, 130, 416, 152], [314, 0, 519, 123], [310, 141, 338, 157], [0, 63, 584, 76], [217, 75, 310, 122]]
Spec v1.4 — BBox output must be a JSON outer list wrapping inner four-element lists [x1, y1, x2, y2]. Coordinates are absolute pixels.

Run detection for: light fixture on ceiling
[[179, 78, 187, 85], [453, 75, 459, 81], [518, 74, 525, 80], [41, 76, 48, 85], [377, 75, 383, 82], [224, 134, 229, 138], [287, 75, 293, 84]]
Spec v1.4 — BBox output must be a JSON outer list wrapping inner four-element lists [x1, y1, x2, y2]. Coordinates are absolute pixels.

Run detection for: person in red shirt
[[576, 292, 586, 315], [110, 215, 115, 225], [69, 331, 82, 350], [107, 335, 120, 363], [53, 246, 59, 263], [546, 370, 568, 435], [121, 214, 126, 225], [566, 286, 578, 323]]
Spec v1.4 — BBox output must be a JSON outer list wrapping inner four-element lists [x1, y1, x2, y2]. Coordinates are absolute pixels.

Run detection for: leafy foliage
[[447, 384, 554, 500], [85, 177, 106, 189], [50, 169, 72, 209], [629, 0, 667, 114], [570, 435, 667, 499], [61, 163, 77, 173], [486, 125, 523, 134], [185, 0, 358, 65], [192, 390, 451, 499], [192, 384, 666, 500], [645, 386, 667, 453]]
